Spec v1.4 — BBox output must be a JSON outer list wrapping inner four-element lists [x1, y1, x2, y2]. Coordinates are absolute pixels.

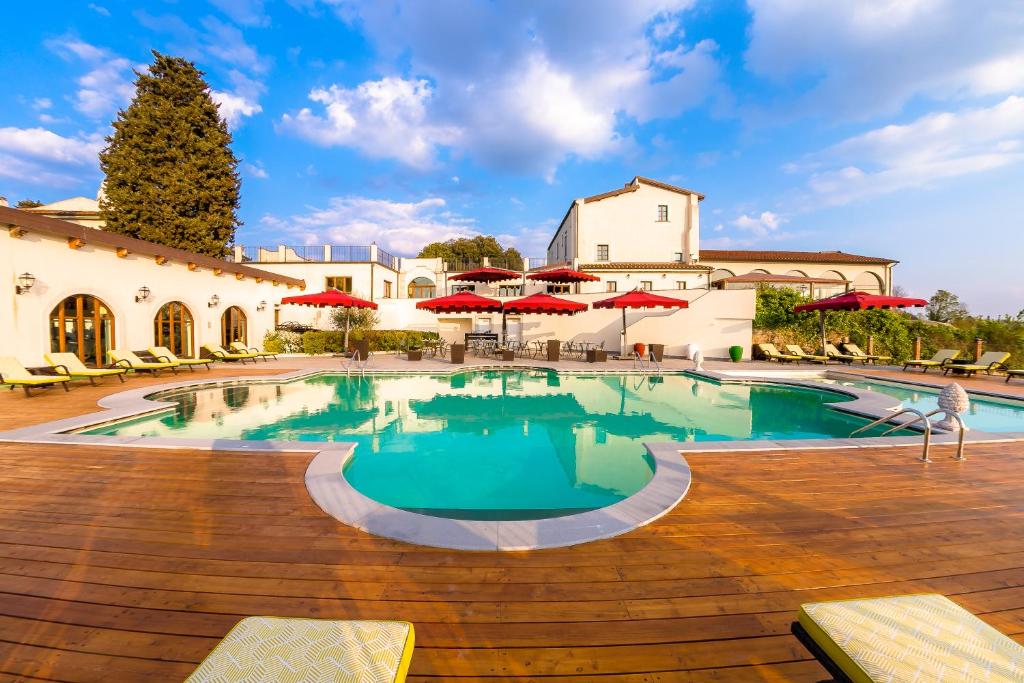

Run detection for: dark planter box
[[407, 350, 422, 361], [499, 349, 515, 361], [587, 349, 608, 363], [648, 344, 665, 362], [449, 343, 465, 364], [546, 339, 561, 362]]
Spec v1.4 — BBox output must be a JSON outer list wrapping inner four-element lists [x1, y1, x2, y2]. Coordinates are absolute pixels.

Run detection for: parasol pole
[[819, 309, 826, 355], [502, 310, 508, 344], [344, 307, 351, 353], [621, 307, 628, 354]]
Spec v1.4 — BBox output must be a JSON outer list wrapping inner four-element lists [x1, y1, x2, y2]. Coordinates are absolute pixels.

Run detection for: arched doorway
[[408, 277, 435, 298], [154, 302, 194, 357], [221, 306, 247, 347], [49, 294, 115, 367]]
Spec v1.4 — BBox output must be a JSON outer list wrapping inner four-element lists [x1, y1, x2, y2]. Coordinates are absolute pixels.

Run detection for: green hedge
[[263, 330, 303, 354], [300, 329, 440, 355]]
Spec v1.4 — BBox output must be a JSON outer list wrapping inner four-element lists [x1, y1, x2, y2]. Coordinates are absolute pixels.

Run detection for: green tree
[[926, 289, 969, 323], [16, 199, 44, 208], [99, 51, 240, 257], [418, 235, 524, 270]]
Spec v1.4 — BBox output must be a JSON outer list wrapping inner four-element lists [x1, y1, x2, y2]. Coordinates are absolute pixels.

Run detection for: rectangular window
[[382, 280, 392, 298], [498, 285, 523, 297], [657, 205, 668, 221], [325, 276, 353, 292], [452, 284, 475, 293], [606, 281, 618, 293], [676, 281, 687, 290], [547, 284, 571, 294], [641, 280, 653, 291], [596, 244, 609, 261]]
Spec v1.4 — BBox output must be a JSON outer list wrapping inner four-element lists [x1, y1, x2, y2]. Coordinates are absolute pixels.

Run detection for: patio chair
[[187, 617, 414, 683], [840, 342, 892, 364], [785, 344, 829, 364], [109, 349, 178, 375], [1007, 369, 1024, 383], [201, 343, 260, 363], [148, 347, 213, 372], [792, 594, 1024, 683], [824, 343, 869, 365], [44, 352, 126, 384], [943, 351, 1011, 377], [230, 341, 278, 361], [754, 343, 802, 363], [0, 357, 71, 396], [903, 348, 960, 372]]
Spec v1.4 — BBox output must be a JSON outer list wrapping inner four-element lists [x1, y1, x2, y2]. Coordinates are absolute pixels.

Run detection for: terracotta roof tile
[[699, 249, 897, 265]]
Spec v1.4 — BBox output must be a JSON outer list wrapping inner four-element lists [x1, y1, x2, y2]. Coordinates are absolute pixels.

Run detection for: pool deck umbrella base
[[593, 289, 689, 355], [280, 290, 378, 354], [501, 292, 588, 343], [793, 290, 927, 355]]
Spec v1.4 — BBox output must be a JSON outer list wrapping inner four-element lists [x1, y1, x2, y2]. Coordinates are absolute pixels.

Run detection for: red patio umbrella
[[280, 289, 378, 352], [415, 290, 503, 313], [501, 292, 588, 342], [593, 289, 689, 353], [794, 290, 927, 353], [526, 268, 600, 284], [448, 266, 521, 283]]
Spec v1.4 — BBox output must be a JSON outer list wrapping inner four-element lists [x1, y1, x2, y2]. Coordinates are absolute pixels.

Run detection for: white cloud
[[802, 96, 1024, 206], [279, 78, 460, 169], [261, 196, 480, 255], [200, 16, 269, 72], [0, 127, 102, 186], [46, 38, 135, 119], [242, 161, 269, 178], [211, 70, 265, 127], [744, 0, 1024, 119], [732, 211, 785, 236], [32, 98, 52, 110], [88, 3, 110, 16], [210, 0, 269, 27]]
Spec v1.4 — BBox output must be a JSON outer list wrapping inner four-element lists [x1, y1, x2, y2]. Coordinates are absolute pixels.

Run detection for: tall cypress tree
[[99, 51, 240, 257]]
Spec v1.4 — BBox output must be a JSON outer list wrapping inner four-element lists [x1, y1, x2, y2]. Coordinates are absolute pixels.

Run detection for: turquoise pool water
[[82, 370, 884, 520], [825, 379, 1024, 433]]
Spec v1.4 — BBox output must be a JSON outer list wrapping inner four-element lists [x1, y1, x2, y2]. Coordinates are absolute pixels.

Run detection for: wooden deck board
[[0, 364, 1023, 679]]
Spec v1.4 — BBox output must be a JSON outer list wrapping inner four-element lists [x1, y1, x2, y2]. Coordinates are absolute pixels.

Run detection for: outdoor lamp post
[[135, 286, 151, 302], [15, 272, 35, 294]]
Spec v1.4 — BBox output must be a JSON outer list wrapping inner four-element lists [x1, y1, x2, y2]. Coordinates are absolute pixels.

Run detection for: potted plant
[[729, 345, 743, 362]]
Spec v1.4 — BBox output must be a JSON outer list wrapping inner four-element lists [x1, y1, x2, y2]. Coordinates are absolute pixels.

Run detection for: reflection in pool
[[82, 370, 884, 520]]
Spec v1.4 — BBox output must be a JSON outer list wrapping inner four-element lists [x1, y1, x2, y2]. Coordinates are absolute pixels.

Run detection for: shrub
[[263, 330, 302, 354], [299, 329, 439, 354]]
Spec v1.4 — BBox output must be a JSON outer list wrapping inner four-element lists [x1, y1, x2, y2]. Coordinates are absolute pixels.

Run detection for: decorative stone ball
[[938, 383, 970, 414]]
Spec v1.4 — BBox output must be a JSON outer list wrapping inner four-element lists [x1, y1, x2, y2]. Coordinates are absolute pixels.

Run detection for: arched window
[[852, 271, 885, 294], [221, 306, 247, 346], [49, 294, 115, 367], [407, 277, 436, 299], [784, 269, 809, 278], [154, 301, 194, 357]]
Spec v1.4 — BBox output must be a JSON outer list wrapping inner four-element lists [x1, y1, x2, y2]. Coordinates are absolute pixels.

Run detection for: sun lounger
[[824, 343, 868, 365], [0, 357, 71, 396], [148, 347, 213, 372], [108, 349, 177, 375], [793, 594, 1024, 683], [230, 341, 278, 361], [942, 351, 1011, 377], [840, 342, 892, 364], [785, 344, 829, 364], [903, 348, 960, 372], [754, 343, 802, 363], [44, 352, 126, 384], [1008, 369, 1024, 383], [187, 617, 414, 683], [202, 343, 260, 363]]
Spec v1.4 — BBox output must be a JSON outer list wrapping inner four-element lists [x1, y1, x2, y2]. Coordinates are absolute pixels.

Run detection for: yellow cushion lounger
[[942, 351, 1011, 377], [785, 344, 829, 364], [187, 617, 415, 683], [108, 349, 177, 375], [903, 348, 960, 372], [840, 342, 892, 364], [794, 594, 1024, 683], [202, 343, 259, 363], [825, 343, 869, 365], [148, 346, 213, 372], [45, 352, 126, 384], [755, 343, 802, 363], [0, 357, 71, 396], [230, 341, 278, 361]]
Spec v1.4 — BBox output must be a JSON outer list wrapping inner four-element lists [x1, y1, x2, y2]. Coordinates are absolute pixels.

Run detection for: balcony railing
[[376, 248, 398, 270], [330, 245, 372, 262]]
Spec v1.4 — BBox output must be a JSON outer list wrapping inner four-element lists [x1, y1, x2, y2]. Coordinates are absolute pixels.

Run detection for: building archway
[[818, 270, 848, 297], [852, 271, 885, 294], [221, 306, 247, 346], [709, 268, 734, 284], [785, 269, 809, 277], [747, 268, 771, 275], [49, 294, 116, 367], [408, 277, 436, 299], [154, 301, 195, 357]]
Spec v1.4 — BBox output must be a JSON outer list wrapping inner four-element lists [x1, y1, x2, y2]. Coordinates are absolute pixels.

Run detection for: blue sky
[[2, 1, 1022, 315]]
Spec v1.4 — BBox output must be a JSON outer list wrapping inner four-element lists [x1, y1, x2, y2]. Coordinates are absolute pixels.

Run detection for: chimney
[[0, 196, 7, 207]]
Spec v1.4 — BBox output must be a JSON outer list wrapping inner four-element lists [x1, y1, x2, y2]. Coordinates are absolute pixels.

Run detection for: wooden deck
[[1, 363, 1024, 680]]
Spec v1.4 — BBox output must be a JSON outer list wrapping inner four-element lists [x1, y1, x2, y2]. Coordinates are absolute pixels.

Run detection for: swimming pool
[[824, 378, 1024, 433], [82, 370, 886, 520]]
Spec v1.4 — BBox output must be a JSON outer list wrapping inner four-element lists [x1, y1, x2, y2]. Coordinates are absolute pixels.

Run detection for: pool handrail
[[850, 407, 967, 462]]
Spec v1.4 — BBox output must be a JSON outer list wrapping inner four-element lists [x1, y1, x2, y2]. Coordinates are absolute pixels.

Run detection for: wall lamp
[[256, 300, 267, 311], [135, 286, 151, 302], [15, 272, 35, 294], [208, 294, 220, 308]]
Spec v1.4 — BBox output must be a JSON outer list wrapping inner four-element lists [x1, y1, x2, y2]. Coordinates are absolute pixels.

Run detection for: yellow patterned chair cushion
[[187, 617, 414, 683], [798, 594, 1024, 682]]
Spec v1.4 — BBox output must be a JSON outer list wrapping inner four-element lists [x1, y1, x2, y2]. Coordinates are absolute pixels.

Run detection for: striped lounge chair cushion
[[187, 617, 415, 682], [799, 594, 1024, 682]]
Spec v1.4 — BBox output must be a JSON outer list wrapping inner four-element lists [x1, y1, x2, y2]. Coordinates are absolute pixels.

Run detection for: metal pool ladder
[[342, 351, 372, 376], [850, 408, 966, 462], [633, 353, 662, 374]]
